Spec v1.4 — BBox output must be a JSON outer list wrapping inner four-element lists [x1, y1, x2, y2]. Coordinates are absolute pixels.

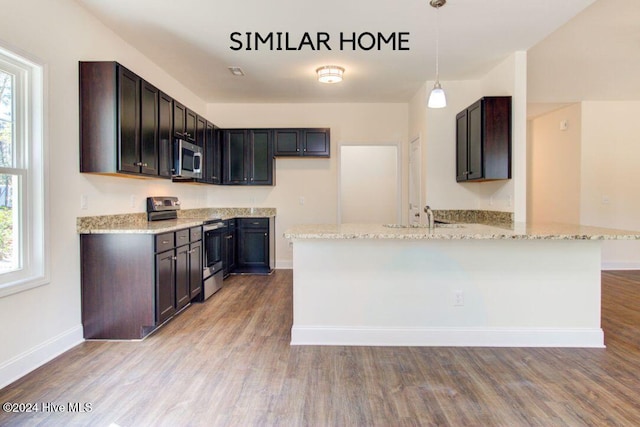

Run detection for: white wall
[[0, 0, 220, 388], [580, 101, 640, 269], [409, 52, 527, 219], [527, 101, 640, 269], [527, 103, 582, 224], [206, 103, 409, 267]]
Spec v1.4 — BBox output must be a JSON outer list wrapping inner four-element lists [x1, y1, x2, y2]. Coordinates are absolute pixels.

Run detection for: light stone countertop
[[77, 207, 276, 234], [283, 222, 640, 241]]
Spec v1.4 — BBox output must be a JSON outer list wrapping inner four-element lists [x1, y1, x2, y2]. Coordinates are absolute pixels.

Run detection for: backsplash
[[434, 210, 514, 227]]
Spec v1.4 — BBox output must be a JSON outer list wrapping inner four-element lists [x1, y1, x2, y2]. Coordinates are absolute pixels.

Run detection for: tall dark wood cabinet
[[199, 121, 221, 184], [158, 91, 174, 178], [140, 81, 160, 175], [222, 130, 274, 185], [456, 96, 511, 182], [80, 61, 172, 178]]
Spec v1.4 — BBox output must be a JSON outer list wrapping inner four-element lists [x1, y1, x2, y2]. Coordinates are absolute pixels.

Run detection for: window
[[0, 46, 46, 297]]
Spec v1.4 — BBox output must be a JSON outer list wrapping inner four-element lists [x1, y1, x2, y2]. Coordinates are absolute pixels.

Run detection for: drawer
[[155, 232, 174, 253], [175, 229, 190, 246], [190, 226, 202, 242], [237, 218, 268, 229]]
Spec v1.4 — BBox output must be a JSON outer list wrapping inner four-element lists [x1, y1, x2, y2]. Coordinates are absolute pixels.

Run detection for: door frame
[[409, 135, 422, 225]]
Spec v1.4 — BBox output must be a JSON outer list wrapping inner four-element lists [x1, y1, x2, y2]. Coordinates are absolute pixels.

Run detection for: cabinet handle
[[180, 236, 187, 239], [264, 233, 267, 236], [173, 256, 177, 260], [252, 222, 260, 225], [225, 235, 232, 240], [143, 163, 148, 167], [296, 148, 300, 152], [162, 240, 170, 244]]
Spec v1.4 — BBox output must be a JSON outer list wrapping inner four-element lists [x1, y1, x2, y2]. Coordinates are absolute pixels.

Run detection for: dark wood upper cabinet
[[140, 81, 159, 175], [199, 121, 221, 185], [173, 100, 186, 139], [173, 100, 197, 143], [158, 91, 174, 178], [222, 129, 273, 186], [196, 115, 206, 148], [273, 128, 330, 157], [249, 130, 274, 185], [456, 96, 511, 182], [80, 61, 169, 178]]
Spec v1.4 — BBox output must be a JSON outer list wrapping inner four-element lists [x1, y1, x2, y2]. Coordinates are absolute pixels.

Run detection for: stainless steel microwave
[[173, 139, 202, 179]]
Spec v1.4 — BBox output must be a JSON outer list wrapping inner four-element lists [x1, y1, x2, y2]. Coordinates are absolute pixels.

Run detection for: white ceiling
[[75, 0, 600, 103]]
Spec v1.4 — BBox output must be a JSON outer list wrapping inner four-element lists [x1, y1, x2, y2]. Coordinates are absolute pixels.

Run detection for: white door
[[409, 137, 421, 225], [339, 145, 400, 224]]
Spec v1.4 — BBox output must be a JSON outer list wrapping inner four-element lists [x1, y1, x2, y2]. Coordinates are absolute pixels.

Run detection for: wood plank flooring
[[1, 270, 640, 426]]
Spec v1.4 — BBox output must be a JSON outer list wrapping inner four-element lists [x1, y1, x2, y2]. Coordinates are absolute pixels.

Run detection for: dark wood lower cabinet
[[233, 217, 274, 275], [81, 226, 202, 340]]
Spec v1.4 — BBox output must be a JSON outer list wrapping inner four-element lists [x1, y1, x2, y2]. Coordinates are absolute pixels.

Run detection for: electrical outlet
[[80, 194, 88, 210], [454, 290, 464, 306], [130, 195, 137, 208], [299, 196, 305, 206]]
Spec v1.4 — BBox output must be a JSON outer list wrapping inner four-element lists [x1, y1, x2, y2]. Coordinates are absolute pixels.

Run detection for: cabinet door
[[118, 66, 141, 174], [185, 108, 197, 143], [189, 241, 203, 300], [175, 245, 190, 309], [303, 128, 330, 157], [237, 228, 269, 269], [158, 91, 174, 178], [467, 101, 483, 181], [223, 229, 236, 276], [223, 130, 248, 184], [249, 130, 273, 185], [173, 101, 186, 139], [155, 250, 176, 324], [273, 129, 300, 156], [195, 115, 206, 148], [140, 80, 159, 176], [456, 110, 469, 182], [201, 122, 221, 184]]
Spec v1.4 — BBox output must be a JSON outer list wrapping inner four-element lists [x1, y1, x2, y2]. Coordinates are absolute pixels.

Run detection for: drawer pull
[[161, 240, 169, 244]]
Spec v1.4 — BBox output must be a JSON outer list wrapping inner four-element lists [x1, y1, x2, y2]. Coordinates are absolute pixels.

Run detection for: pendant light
[[428, 0, 447, 108]]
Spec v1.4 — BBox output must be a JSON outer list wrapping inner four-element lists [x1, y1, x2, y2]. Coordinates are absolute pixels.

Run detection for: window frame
[[0, 44, 48, 298]]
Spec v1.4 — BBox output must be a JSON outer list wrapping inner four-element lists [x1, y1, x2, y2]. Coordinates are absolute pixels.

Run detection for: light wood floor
[[1, 270, 640, 426]]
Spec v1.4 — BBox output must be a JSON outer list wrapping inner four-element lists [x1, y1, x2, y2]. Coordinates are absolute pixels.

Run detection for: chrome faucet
[[424, 205, 435, 229]]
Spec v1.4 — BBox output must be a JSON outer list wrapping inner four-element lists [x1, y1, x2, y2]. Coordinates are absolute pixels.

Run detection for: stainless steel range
[[201, 218, 225, 299]]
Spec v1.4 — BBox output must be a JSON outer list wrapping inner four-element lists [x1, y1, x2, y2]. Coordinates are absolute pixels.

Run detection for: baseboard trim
[[291, 326, 605, 348], [0, 325, 84, 389], [275, 259, 293, 269], [602, 261, 640, 271]]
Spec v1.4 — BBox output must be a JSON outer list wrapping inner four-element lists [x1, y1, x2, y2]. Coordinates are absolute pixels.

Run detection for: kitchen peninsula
[[284, 220, 640, 348]]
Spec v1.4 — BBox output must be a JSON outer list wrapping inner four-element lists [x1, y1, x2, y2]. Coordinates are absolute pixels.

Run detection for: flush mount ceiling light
[[316, 65, 345, 83], [428, 0, 447, 108], [228, 66, 245, 76]]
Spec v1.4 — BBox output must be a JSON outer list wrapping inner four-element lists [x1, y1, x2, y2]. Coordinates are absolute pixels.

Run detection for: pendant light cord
[[435, 4, 440, 83]]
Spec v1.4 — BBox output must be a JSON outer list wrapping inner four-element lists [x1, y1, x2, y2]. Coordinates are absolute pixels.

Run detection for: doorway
[[338, 144, 400, 224], [409, 136, 421, 225]]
